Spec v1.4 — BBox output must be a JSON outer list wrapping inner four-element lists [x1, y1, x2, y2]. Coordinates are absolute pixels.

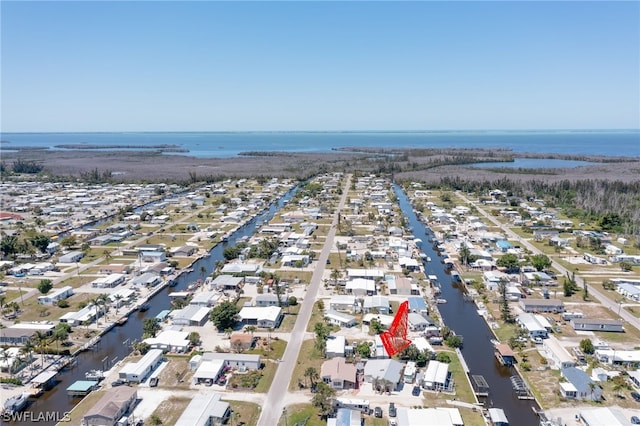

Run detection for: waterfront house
[[171, 305, 210, 327], [543, 337, 576, 370], [422, 360, 450, 391], [140, 251, 166, 263], [119, 349, 163, 383], [131, 272, 161, 287], [560, 367, 602, 401], [144, 329, 190, 353], [408, 313, 429, 332], [174, 393, 230, 426], [210, 274, 244, 291], [407, 296, 429, 318], [82, 387, 137, 426], [516, 313, 548, 339], [395, 407, 463, 426], [37, 285, 73, 305], [0, 323, 55, 346], [190, 291, 221, 307], [59, 304, 99, 326], [321, 357, 358, 390], [570, 318, 624, 332]]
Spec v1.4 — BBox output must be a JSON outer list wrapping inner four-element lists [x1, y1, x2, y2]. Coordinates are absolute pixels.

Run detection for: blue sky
[[1, 1, 638, 132]]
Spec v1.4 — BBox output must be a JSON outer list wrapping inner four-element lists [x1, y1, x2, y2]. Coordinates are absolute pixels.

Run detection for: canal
[[394, 184, 540, 426], [19, 187, 298, 426]]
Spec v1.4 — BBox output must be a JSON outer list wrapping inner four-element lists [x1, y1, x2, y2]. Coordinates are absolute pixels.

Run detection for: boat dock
[[66, 380, 98, 397], [471, 374, 490, 397], [510, 375, 534, 400]]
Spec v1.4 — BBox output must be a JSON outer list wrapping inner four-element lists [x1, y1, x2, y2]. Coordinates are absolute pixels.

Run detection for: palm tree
[[304, 367, 319, 389], [114, 294, 123, 313], [20, 340, 34, 362], [224, 327, 233, 339], [53, 328, 68, 354], [0, 350, 10, 374], [244, 325, 257, 339], [33, 331, 48, 368]]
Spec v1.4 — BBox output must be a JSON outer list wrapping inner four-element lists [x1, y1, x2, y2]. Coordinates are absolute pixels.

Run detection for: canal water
[[18, 187, 298, 426], [394, 184, 540, 426]]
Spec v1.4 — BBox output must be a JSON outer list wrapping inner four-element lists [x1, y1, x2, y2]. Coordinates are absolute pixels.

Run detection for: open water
[[1, 130, 638, 158]]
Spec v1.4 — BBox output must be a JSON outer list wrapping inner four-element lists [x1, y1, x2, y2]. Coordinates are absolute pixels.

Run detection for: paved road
[[457, 191, 640, 333], [257, 174, 352, 426]]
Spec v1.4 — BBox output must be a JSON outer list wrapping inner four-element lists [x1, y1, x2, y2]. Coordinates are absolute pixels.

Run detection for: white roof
[[326, 336, 346, 354], [579, 407, 629, 426], [144, 329, 190, 347], [345, 279, 376, 292], [120, 349, 163, 377], [424, 360, 449, 385], [193, 359, 224, 380], [396, 407, 462, 426], [238, 306, 282, 322]]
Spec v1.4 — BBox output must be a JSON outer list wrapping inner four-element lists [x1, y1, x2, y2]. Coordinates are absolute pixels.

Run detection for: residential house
[[230, 333, 255, 352], [174, 393, 230, 426], [119, 349, 163, 383], [321, 357, 358, 390], [519, 298, 564, 313], [81, 387, 137, 426], [516, 313, 548, 339], [326, 335, 347, 358], [144, 330, 191, 353], [422, 360, 450, 391], [362, 295, 390, 314], [0, 324, 54, 346], [560, 367, 602, 401], [407, 297, 429, 319], [327, 408, 361, 426], [408, 313, 430, 332], [324, 310, 357, 328], [329, 295, 357, 313], [211, 274, 244, 291], [396, 407, 463, 426], [59, 251, 84, 263], [238, 306, 283, 328], [543, 337, 576, 370], [171, 306, 210, 327], [571, 318, 624, 333], [255, 293, 287, 307], [131, 272, 161, 287], [345, 279, 376, 297], [37, 286, 73, 305], [363, 359, 403, 391]]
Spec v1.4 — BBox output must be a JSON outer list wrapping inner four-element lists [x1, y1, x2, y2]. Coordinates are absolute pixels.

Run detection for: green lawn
[[229, 401, 261, 426], [289, 339, 324, 391], [254, 360, 278, 393], [279, 404, 325, 426]]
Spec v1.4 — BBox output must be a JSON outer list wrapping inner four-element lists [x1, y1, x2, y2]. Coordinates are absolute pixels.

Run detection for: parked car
[[412, 386, 421, 396], [632, 416, 640, 425], [111, 379, 126, 387], [631, 392, 640, 402], [149, 377, 158, 387], [389, 402, 396, 417], [374, 406, 382, 418]]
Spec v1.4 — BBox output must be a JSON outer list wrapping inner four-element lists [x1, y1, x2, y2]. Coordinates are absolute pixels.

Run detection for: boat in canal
[[85, 369, 105, 381], [2, 392, 29, 415]]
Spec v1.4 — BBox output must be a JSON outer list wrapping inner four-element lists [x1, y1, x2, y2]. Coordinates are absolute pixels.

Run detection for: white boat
[[436, 298, 447, 304], [3, 393, 29, 415], [85, 370, 105, 381]]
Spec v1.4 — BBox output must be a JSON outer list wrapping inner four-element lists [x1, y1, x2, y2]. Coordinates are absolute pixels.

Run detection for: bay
[[1, 130, 638, 158]]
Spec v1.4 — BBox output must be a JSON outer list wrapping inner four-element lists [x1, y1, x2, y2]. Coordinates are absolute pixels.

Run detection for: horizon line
[[2, 128, 639, 135]]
